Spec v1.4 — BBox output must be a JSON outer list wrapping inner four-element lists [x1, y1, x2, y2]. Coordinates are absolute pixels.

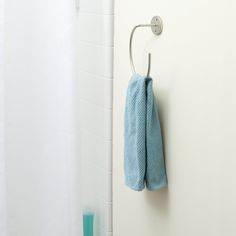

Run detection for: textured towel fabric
[[124, 74, 167, 191]]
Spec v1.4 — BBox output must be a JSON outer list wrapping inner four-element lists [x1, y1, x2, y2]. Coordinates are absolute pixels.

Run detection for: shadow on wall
[[144, 186, 169, 215]]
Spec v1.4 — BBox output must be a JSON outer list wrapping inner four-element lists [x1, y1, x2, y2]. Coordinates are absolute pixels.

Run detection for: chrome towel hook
[[129, 16, 163, 77]]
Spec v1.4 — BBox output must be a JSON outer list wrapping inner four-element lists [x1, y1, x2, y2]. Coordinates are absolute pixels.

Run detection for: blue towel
[[124, 74, 167, 191]]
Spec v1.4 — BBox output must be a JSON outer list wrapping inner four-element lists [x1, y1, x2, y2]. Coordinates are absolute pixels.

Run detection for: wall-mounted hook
[[129, 16, 163, 77]]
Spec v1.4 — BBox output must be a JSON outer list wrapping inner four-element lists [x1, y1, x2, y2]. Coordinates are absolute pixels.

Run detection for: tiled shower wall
[[77, 0, 114, 235]]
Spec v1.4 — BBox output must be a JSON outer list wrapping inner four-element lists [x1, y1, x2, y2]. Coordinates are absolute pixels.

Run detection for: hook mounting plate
[[151, 16, 163, 35]]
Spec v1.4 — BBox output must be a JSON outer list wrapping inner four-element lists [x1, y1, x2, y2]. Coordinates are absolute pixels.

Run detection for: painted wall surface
[[77, 0, 114, 236], [113, 1, 236, 236]]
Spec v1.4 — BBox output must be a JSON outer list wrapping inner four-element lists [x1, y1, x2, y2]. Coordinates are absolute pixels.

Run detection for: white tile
[[76, 1, 114, 234], [79, 0, 114, 15], [106, 232, 113, 236], [78, 13, 114, 46], [81, 162, 112, 206], [81, 164, 105, 205], [106, 172, 112, 202], [105, 202, 113, 232], [79, 99, 112, 140], [106, 141, 112, 172], [94, 169, 106, 199], [84, 198, 113, 235], [80, 130, 112, 171], [94, 226, 105, 236], [78, 70, 113, 109], [78, 42, 113, 78], [93, 198, 105, 234]]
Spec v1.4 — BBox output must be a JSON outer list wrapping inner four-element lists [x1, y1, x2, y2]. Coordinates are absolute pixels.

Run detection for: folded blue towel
[[124, 74, 167, 191]]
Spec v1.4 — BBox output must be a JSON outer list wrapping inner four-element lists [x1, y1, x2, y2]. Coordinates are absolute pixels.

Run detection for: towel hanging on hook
[[125, 16, 167, 191], [129, 16, 163, 77]]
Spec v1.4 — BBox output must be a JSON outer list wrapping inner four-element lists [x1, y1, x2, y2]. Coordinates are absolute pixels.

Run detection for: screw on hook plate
[[151, 16, 163, 35]]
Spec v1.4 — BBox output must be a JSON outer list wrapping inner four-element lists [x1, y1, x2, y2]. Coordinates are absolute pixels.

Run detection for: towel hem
[[146, 181, 167, 191]]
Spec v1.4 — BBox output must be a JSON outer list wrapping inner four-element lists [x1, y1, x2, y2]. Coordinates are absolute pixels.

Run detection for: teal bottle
[[83, 211, 94, 236]]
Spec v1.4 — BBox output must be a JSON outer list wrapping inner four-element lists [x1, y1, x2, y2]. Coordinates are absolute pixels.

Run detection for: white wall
[[113, 0, 236, 236], [5, 0, 81, 235], [0, 0, 6, 235], [77, 0, 114, 235]]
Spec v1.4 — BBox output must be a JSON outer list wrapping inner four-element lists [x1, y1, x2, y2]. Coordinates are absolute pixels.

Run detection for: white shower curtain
[[1, 0, 81, 235], [0, 0, 6, 234]]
